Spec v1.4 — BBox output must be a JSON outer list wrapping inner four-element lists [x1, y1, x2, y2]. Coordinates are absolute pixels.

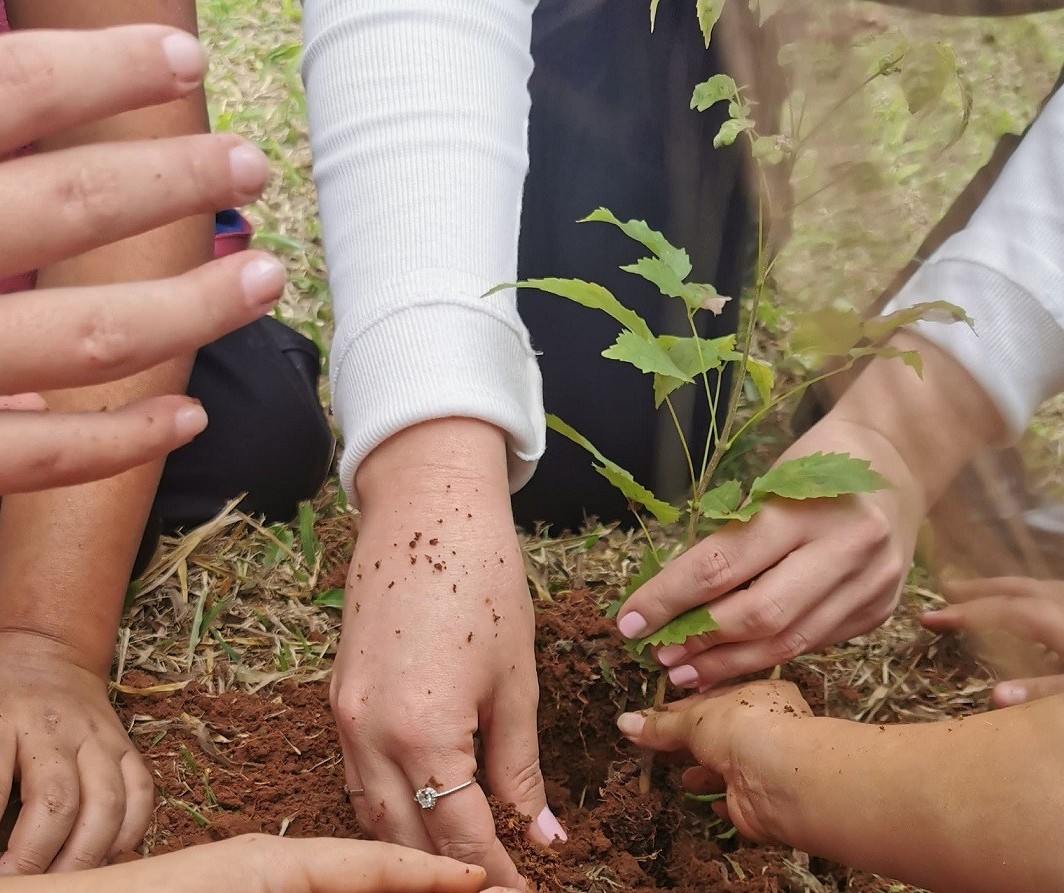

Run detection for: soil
[[75, 588, 923, 892]]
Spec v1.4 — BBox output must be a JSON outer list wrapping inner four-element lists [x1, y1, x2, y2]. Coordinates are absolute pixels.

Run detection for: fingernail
[[161, 32, 208, 89], [996, 682, 1027, 706], [657, 644, 687, 667], [174, 403, 208, 439], [241, 256, 286, 306], [229, 143, 270, 201], [616, 712, 645, 737], [618, 611, 649, 639], [533, 807, 567, 844], [669, 665, 699, 687]]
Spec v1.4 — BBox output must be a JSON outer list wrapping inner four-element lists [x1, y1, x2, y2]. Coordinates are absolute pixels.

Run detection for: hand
[[330, 420, 563, 890], [0, 632, 152, 874], [74, 835, 501, 893], [0, 24, 285, 494], [616, 681, 813, 843], [923, 577, 1064, 707], [617, 417, 925, 689]]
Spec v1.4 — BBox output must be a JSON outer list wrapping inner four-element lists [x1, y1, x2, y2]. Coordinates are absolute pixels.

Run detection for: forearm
[[825, 331, 1005, 513], [0, 0, 212, 675], [759, 700, 1064, 892], [871, 0, 1064, 13]]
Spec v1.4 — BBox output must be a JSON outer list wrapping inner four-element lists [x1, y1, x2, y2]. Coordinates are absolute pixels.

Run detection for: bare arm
[[872, 0, 1064, 15]]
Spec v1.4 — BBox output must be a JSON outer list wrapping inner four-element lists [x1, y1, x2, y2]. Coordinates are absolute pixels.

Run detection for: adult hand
[[0, 632, 153, 874], [616, 681, 813, 843], [0, 23, 285, 494], [330, 420, 563, 890], [617, 417, 924, 690], [59, 835, 501, 893], [922, 577, 1064, 707]]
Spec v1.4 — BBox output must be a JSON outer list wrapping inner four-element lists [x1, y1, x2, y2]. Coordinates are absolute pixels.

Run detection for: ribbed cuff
[[330, 287, 545, 504], [885, 257, 1064, 443]]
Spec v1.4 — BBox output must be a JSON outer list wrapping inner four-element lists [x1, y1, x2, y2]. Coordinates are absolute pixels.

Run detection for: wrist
[[0, 627, 109, 681]]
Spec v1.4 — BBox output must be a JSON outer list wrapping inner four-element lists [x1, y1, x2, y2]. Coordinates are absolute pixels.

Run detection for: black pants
[[149, 0, 748, 555]]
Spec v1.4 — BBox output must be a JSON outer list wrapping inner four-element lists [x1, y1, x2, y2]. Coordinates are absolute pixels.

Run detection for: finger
[[923, 597, 1064, 655], [0, 26, 207, 154], [49, 746, 126, 872], [0, 252, 285, 395], [110, 751, 154, 856], [0, 135, 269, 279], [401, 753, 525, 889], [346, 756, 433, 853], [271, 838, 488, 893], [616, 703, 705, 755], [482, 684, 564, 846], [0, 752, 80, 875], [617, 511, 804, 641], [993, 675, 1064, 708], [942, 577, 1043, 604], [0, 728, 15, 831], [0, 396, 207, 495], [0, 395, 46, 412]]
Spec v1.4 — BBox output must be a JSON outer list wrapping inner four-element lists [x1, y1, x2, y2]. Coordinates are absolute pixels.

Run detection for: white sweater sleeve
[[301, 0, 544, 500], [883, 88, 1064, 442]]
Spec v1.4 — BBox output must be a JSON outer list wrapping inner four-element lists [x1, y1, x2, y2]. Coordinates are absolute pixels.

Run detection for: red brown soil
[[98, 589, 901, 891]]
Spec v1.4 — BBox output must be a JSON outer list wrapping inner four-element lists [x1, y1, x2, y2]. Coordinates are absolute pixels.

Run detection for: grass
[[118, 2, 1064, 889]]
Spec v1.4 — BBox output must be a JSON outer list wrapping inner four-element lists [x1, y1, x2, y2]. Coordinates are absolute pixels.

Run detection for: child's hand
[[0, 24, 284, 495], [616, 681, 813, 843], [923, 577, 1064, 707]]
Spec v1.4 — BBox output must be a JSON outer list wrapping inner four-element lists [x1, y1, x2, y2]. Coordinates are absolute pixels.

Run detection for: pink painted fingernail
[[616, 712, 645, 737], [532, 807, 567, 844], [174, 403, 208, 439], [229, 143, 271, 201], [241, 256, 286, 306], [657, 644, 686, 667], [162, 32, 208, 89], [669, 665, 699, 687], [618, 611, 649, 639]]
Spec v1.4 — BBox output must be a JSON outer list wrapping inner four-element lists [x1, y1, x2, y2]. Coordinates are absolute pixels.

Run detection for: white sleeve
[[301, 0, 544, 500], [882, 88, 1064, 442]]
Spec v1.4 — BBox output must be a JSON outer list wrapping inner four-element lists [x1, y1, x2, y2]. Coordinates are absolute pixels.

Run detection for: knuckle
[[506, 758, 544, 805], [330, 686, 370, 731], [853, 506, 892, 552], [41, 783, 79, 819], [76, 307, 135, 374], [68, 850, 105, 870], [768, 630, 808, 663], [0, 39, 57, 106], [54, 164, 124, 234], [435, 833, 492, 866], [11, 853, 50, 875], [741, 595, 788, 637], [691, 546, 735, 594]]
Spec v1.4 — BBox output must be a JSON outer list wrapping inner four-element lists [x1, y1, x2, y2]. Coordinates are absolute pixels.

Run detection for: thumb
[[483, 687, 565, 847], [617, 705, 700, 754], [993, 675, 1064, 708]]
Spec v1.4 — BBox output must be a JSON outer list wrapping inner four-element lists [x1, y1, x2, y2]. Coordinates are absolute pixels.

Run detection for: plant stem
[[639, 669, 670, 796], [664, 395, 698, 499]]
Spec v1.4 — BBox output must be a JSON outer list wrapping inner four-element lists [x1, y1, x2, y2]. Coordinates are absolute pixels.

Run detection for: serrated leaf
[[621, 256, 688, 299], [750, 452, 890, 503], [632, 605, 719, 654], [499, 277, 653, 341], [862, 300, 972, 344], [751, 135, 786, 165], [698, 480, 743, 519], [746, 357, 774, 404], [652, 334, 738, 407], [581, 208, 692, 280], [849, 345, 924, 377], [625, 546, 664, 598], [687, 282, 730, 315], [791, 307, 865, 359], [714, 117, 755, 149], [691, 74, 738, 112], [548, 415, 681, 525], [696, 0, 724, 47], [602, 331, 691, 380]]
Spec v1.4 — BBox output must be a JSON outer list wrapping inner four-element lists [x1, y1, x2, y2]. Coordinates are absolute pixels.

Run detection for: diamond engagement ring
[[414, 779, 475, 810]]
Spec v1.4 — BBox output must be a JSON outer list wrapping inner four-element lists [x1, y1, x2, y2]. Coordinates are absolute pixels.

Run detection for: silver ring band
[[414, 779, 475, 810]]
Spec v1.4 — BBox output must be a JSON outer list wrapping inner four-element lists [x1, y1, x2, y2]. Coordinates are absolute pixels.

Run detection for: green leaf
[[849, 345, 924, 377], [751, 134, 786, 165], [691, 74, 738, 112], [698, 480, 743, 519], [632, 605, 719, 654], [652, 334, 738, 407], [748, 0, 783, 25], [650, 0, 663, 30], [862, 300, 972, 345], [685, 792, 727, 803], [899, 42, 956, 115], [581, 208, 692, 280], [791, 307, 865, 359], [499, 277, 653, 340], [297, 501, 319, 568], [746, 357, 774, 405], [313, 588, 345, 609], [621, 257, 688, 300], [548, 415, 681, 525], [602, 331, 691, 380], [751, 452, 891, 503], [625, 546, 664, 598], [714, 117, 755, 149], [695, 0, 724, 47]]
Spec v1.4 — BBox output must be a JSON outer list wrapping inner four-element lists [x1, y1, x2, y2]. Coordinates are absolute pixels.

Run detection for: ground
[[104, 2, 1064, 891]]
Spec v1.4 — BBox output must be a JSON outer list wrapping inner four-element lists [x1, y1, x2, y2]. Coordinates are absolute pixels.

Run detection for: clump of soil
[[96, 587, 914, 891]]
